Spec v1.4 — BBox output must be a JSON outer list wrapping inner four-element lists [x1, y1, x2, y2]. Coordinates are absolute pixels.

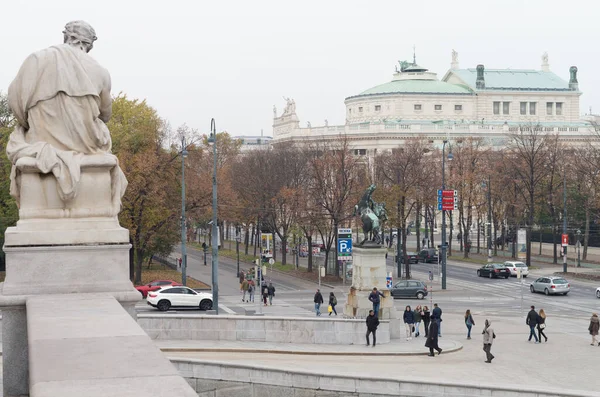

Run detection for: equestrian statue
[[354, 184, 388, 245]]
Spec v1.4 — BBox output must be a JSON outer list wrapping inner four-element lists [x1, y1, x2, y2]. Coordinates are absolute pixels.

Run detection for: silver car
[[530, 276, 570, 296]]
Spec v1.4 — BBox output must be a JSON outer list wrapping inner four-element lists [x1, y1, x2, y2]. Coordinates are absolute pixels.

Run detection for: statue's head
[[63, 20, 97, 53]]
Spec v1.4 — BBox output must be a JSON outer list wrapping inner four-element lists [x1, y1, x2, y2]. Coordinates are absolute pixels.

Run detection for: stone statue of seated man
[[6, 20, 127, 219]]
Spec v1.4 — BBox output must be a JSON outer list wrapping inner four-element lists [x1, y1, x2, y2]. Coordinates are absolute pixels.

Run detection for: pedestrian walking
[[482, 319, 495, 363], [368, 287, 385, 317], [239, 271, 245, 286], [403, 305, 415, 340], [589, 313, 599, 346], [423, 306, 431, 337], [413, 305, 423, 337], [526, 305, 540, 343], [314, 289, 324, 316], [241, 278, 249, 302], [465, 309, 475, 340], [366, 310, 379, 347], [248, 281, 255, 303], [537, 309, 548, 343], [267, 282, 275, 305], [425, 320, 442, 356], [328, 292, 338, 316], [432, 303, 442, 337], [262, 284, 268, 306]]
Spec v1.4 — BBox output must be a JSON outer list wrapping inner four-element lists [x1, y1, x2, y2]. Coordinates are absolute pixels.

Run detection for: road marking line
[[218, 304, 237, 314]]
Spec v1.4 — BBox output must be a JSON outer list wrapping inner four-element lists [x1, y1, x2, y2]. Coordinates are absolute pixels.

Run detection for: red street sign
[[442, 190, 455, 197], [561, 234, 568, 247]]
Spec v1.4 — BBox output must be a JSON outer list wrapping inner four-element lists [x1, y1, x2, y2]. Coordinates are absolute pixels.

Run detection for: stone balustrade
[[138, 314, 391, 345]]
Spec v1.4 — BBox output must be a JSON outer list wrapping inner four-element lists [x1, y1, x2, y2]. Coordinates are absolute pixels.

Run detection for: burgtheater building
[[272, 52, 595, 154]]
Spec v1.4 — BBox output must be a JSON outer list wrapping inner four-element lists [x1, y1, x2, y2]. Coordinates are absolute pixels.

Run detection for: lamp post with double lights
[[441, 140, 453, 290], [180, 136, 188, 286], [207, 119, 219, 314]]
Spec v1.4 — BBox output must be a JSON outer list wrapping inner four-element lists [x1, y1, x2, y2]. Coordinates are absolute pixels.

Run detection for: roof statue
[[324, 119, 328, 127], [541, 52, 549, 71], [273, 105, 277, 118], [451, 49, 459, 69], [6, 20, 127, 215], [307, 121, 311, 128], [282, 97, 296, 115]]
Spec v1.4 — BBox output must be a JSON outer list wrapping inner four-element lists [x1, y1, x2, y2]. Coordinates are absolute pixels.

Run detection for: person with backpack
[[328, 292, 338, 316], [465, 309, 475, 340], [366, 309, 379, 347], [267, 282, 276, 305]]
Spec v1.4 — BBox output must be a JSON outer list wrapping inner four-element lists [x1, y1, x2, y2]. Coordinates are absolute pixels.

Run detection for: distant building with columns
[[272, 51, 594, 155]]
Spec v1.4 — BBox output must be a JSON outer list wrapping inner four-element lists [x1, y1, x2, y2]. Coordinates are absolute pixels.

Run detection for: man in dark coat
[[526, 305, 540, 343], [432, 303, 443, 337], [314, 289, 324, 316], [366, 309, 380, 347], [425, 320, 442, 356]]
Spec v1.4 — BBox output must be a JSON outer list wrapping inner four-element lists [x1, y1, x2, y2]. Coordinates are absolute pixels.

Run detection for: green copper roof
[[347, 80, 472, 99], [449, 69, 571, 91]]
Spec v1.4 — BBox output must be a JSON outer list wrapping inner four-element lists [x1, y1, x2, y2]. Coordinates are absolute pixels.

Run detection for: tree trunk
[[552, 221, 558, 264], [134, 248, 144, 284], [272, 231, 277, 262], [281, 234, 287, 265], [448, 211, 453, 257], [477, 216, 481, 254], [250, 223, 255, 246], [539, 228, 542, 256], [334, 219, 340, 278], [429, 207, 435, 249], [253, 223, 257, 257]]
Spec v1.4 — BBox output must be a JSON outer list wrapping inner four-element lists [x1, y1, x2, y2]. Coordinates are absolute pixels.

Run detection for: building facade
[[272, 51, 594, 153]]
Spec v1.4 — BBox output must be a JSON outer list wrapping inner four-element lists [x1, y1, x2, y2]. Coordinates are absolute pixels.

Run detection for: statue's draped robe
[[6, 44, 126, 206]]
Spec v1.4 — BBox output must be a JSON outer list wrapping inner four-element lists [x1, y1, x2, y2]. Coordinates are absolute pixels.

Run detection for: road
[[138, 244, 600, 319]]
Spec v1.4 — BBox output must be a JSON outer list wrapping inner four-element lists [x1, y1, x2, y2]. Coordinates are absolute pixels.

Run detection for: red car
[[136, 280, 182, 298]]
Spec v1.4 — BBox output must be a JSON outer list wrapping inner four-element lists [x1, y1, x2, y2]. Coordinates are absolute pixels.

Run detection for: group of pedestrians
[[239, 272, 275, 306], [526, 305, 548, 343], [401, 305, 433, 340], [313, 289, 339, 316]]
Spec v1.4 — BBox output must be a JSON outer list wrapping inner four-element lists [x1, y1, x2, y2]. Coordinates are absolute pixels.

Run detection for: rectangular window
[[503, 102, 510, 115], [414, 104, 422, 111], [454, 104, 462, 111], [348, 108, 351, 113], [354, 149, 367, 156], [520, 102, 527, 115], [359, 107, 363, 113], [546, 102, 553, 115], [493, 102, 500, 115], [529, 102, 536, 115], [435, 104, 442, 111], [374, 105, 381, 111], [556, 102, 563, 115]]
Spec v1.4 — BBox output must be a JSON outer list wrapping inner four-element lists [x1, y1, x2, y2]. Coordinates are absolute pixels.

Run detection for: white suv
[[503, 261, 529, 278]]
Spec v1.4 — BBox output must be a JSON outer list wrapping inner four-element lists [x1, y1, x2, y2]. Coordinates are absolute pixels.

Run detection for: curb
[[160, 344, 462, 357]]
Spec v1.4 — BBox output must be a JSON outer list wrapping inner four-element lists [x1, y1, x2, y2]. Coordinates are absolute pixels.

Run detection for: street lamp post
[[441, 140, 453, 290], [484, 177, 492, 263], [576, 229, 581, 268], [236, 228, 241, 277], [563, 170, 567, 273], [208, 119, 219, 314], [180, 136, 188, 286]]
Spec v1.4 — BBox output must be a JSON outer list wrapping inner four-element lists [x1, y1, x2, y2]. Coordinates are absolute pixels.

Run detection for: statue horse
[[354, 184, 386, 245]]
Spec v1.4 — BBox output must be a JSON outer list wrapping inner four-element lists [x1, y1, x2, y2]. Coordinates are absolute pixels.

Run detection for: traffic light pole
[[441, 141, 448, 290]]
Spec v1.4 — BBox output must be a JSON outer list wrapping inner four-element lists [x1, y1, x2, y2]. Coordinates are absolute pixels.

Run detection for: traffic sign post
[[386, 275, 393, 289], [437, 189, 458, 211], [337, 228, 353, 260]]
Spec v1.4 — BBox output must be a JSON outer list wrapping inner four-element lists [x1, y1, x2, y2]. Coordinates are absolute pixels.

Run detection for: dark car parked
[[418, 249, 439, 263], [399, 252, 419, 264], [477, 263, 511, 279], [390, 280, 428, 300]]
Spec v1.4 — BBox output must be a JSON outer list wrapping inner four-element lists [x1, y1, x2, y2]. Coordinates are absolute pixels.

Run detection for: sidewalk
[[160, 312, 600, 396]]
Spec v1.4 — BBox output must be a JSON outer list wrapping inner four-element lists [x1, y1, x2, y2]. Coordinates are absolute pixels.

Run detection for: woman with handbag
[[537, 309, 548, 342], [413, 305, 423, 337], [328, 292, 338, 316]]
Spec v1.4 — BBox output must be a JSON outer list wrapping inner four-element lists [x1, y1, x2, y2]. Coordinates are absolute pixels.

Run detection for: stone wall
[[172, 359, 595, 397], [138, 314, 390, 345]]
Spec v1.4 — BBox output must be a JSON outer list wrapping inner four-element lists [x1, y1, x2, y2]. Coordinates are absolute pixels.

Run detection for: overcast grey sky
[[1, 0, 598, 137]]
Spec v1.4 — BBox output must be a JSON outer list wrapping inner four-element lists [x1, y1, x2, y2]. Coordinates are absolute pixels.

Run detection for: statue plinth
[[344, 246, 394, 319], [2, 153, 135, 296]]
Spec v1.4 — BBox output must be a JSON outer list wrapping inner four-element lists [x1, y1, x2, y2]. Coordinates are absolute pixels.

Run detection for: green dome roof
[[347, 79, 472, 99]]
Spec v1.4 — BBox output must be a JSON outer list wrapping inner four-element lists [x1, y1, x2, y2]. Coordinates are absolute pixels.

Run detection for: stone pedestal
[[0, 154, 139, 397], [344, 246, 394, 319]]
